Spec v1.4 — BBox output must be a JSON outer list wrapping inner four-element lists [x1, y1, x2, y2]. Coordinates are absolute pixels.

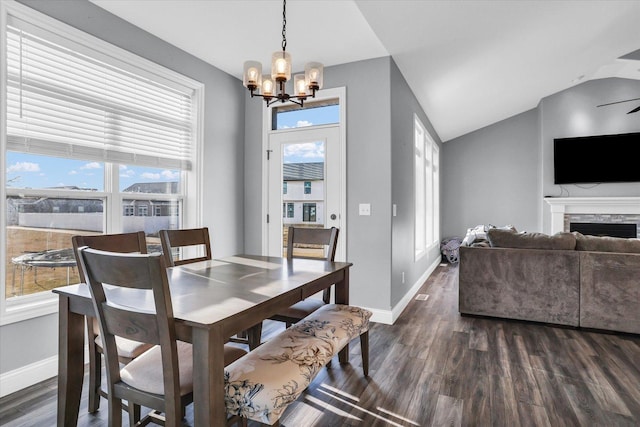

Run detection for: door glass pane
[[282, 141, 325, 257], [5, 196, 104, 299]]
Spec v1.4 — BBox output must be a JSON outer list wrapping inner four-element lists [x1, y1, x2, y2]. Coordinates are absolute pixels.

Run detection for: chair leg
[[360, 331, 369, 377], [108, 396, 123, 427], [86, 320, 101, 413], [248, 322, 263, 350], [127, 400, 140, 426]]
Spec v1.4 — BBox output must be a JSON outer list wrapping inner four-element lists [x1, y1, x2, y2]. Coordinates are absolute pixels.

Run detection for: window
[[1, 2, 201, 323], [414, 116, 440, 259], [283, 182, 287, 194], [304, 181, 312, 194], [287, 203, 294, 218], [273, 99, 339, 130], [303, 203, 317, 222]]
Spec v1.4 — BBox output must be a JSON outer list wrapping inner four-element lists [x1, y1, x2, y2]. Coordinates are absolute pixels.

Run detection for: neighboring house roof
[[283, 163, 324, 181], [122, 182, 179, 193]]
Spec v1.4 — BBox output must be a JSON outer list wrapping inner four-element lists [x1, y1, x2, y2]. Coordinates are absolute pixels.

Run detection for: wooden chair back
[[159, 227, 212, 267], [76, 247, 184, 425], [286, 226, 339, 261], [72, 231, 147, 283], [287, 226, 339, 304]]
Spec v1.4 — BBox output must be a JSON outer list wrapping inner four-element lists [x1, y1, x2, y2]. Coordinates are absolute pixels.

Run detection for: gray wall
[[390, 60, 442, 306], [540, 78, 640, 232], [442, 109, 540, 237], [244, 56, 442, 312], [442, 77, 640, 239], [244, 57, 395, 310], [1, 0, 245, 375]]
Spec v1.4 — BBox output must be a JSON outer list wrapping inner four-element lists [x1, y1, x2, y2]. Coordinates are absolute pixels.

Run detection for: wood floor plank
[[2, 264, 639, 427]]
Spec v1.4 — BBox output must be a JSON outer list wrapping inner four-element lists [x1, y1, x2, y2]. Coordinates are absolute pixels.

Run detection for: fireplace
[[569, 222, 637, 238], [544, 197, 640, 238]]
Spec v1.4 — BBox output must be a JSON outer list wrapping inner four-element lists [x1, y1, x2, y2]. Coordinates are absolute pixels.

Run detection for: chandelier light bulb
[[243, 61, 262, 89], [271, 51, 292, 81], [294, 74, 307, 97], [262, 76, 275, 97]]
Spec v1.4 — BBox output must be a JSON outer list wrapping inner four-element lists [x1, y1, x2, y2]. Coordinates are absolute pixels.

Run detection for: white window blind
[[6, 17, 193, 170]]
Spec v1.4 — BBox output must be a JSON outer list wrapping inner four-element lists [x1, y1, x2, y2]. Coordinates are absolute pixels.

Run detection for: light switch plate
[[359, 203, 371, 216]]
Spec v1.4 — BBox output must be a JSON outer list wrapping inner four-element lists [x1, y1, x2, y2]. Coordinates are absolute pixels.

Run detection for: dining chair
[[159, 227, 262, 350], [159, 227, 212, 267], [76, 247, 247, 427], [71, 232, 152, 415], [269, 226, 339, 327]]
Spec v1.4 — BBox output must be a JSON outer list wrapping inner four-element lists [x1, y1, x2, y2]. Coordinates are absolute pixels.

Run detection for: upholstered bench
[[225, 304, 372, 426]]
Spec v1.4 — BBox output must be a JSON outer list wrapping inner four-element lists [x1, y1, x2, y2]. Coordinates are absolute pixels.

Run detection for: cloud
[[80, 162, 102, 170], [141, 172, 160, 180], [7, 162, 40, 173], [283, 142, 325, 161], [296, 120, 313, 127], [69, 170, 78, 175], [120, 169, 136, 178], [161, 170, 179, 180]]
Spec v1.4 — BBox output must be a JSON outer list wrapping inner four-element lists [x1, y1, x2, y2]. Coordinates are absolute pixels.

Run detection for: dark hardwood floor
[[1, 264, 639, 426]]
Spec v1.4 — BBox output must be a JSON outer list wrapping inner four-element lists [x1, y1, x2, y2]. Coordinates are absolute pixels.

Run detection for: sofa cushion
[[488, 229, 576, 250], [573, 232, 640, 253]]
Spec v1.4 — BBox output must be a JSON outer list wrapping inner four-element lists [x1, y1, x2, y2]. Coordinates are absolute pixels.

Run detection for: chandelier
[[242, 0, 323, 107]]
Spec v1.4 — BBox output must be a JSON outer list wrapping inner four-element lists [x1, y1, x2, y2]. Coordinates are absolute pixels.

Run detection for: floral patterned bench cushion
[[225, 304, 372, 425]]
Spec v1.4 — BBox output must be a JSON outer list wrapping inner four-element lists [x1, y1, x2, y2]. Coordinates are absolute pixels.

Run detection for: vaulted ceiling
[[90, 0, 640, 142]]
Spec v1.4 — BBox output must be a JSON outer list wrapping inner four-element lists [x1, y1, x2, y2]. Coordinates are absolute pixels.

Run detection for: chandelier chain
[[281, 0, 287, 51]]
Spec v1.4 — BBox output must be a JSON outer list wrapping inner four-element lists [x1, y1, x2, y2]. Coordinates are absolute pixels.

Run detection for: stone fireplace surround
[[544, 197, 640, 239]]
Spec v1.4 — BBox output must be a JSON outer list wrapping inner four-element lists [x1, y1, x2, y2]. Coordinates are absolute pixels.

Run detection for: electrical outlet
[[359, 203, 371, 216]]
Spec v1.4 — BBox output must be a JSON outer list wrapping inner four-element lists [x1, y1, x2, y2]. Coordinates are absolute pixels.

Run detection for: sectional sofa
[[458, 229, 640, 335]]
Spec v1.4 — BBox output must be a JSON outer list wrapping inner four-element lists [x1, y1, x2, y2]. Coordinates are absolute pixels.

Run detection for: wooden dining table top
[[54, 254, 352, 331]]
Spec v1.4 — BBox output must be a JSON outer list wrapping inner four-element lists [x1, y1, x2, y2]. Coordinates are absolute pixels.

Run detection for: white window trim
[[414, 115, 439, 261], [0, 0, 203, 325]]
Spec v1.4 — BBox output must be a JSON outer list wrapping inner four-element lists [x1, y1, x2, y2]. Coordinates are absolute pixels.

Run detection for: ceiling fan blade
[[596, 97, 640, 107], [627, 105, 640, 114]]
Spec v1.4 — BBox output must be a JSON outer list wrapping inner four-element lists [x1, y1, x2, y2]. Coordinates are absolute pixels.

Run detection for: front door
[[267, 125, 344, 260]]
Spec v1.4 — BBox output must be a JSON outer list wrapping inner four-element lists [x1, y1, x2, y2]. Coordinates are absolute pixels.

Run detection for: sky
[[276, 103, 338, 164], [5, 104, 339, 189], [6, 152, 178, 191]]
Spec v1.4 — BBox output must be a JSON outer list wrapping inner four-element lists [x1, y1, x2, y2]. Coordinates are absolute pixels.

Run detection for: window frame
[[0, 1, 203, 325], [414, 115, 439, 261]]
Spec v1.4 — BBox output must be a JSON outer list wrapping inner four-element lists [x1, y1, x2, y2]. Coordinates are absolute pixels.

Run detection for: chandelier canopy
[[242, 0, 323, 107]]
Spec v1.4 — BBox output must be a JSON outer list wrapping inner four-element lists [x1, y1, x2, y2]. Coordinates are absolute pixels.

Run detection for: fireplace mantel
[[544, 197, 640, 234]]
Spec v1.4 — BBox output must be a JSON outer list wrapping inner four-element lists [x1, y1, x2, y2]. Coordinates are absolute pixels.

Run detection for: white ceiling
[[90, 0, 640, 142]]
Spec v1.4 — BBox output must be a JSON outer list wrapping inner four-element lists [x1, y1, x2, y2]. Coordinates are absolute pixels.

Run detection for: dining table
[[53, 254, 352, 426]]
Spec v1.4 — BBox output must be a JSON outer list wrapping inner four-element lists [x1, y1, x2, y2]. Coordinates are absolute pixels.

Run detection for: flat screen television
[[553, 132, 640, 184]]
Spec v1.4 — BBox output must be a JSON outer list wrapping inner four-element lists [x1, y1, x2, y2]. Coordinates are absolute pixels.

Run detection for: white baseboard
[[366, 257, 441, 325], [0, 355, 58, 398]]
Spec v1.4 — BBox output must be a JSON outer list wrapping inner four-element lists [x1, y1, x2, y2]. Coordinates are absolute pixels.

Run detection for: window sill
[[0, 294, 58, 326]]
